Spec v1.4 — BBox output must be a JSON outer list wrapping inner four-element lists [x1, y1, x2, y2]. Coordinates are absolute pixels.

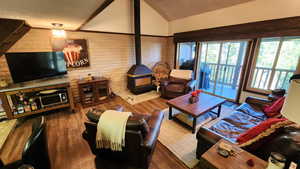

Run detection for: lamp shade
[[281, 80, 300, 124]]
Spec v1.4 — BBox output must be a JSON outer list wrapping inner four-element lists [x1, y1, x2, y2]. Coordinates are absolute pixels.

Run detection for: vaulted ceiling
[[144, 0, 254, 21], [0, 0, 107, 30], [0, 0, 256, 31]]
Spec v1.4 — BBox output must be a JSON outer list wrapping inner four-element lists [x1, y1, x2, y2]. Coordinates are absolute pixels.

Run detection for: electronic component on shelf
[[39, 91, 68, 108]]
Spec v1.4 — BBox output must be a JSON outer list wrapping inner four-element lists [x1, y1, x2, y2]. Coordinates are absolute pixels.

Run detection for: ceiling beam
[[77, 0, 114, 31]]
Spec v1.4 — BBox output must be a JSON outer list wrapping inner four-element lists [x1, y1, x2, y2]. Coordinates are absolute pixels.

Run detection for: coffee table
[[167, 92, 226, 133]]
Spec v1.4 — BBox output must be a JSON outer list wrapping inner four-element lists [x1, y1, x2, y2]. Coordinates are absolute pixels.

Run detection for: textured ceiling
[[144, 0, 254, 21], [0, 0, 106, 30]]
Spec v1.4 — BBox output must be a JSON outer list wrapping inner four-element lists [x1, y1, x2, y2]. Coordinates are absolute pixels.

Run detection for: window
[[248, 37, 300, 92], [177, 42, 196, 70]]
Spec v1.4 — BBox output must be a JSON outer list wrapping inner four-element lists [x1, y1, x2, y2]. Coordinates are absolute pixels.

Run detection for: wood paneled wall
[[0, 29, 174, 102]]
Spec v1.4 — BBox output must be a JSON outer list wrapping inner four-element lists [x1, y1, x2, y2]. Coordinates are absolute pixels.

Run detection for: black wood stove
[[127, 0, 153, 94]]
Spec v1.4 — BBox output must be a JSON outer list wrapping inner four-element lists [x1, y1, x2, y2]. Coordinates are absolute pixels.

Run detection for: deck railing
[[251, 67, 294, 90], [202, 63, 294, 90], [202, 63, 242, 88]]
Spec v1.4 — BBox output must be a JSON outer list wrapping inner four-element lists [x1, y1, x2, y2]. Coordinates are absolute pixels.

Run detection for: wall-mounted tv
[[5, 52, 67, 83]]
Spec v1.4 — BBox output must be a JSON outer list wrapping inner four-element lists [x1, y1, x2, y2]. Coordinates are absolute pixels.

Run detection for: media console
[[0, 77, 75, 119]]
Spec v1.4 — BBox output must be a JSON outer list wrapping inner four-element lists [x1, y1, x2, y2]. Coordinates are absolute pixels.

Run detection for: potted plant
[[189, 90, 202, 104]]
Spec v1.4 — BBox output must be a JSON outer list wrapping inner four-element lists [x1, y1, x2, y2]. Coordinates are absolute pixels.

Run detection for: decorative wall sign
[[52, 39, 89, 68]]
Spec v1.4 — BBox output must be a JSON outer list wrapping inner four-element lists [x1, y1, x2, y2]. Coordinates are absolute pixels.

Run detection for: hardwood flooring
[[1, 96, 201, 169]]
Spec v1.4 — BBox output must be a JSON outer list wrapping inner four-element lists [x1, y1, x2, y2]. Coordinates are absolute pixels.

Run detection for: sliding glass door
[[197, 41, 248, 101]]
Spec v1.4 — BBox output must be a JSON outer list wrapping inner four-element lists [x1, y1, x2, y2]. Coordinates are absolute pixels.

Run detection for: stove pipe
[[134, 0, 141, 65]]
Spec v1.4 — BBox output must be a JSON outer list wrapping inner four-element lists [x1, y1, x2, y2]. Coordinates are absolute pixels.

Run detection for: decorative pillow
[[263, 97, 285, 117], [170, 69, 192, 80], [237, 118, 292, 147]]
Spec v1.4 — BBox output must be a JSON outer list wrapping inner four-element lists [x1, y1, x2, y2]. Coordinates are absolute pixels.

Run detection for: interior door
[[197, 40, 248, 101]]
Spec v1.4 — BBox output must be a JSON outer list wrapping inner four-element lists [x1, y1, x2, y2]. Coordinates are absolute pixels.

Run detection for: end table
[[201, 139, 267, 169]]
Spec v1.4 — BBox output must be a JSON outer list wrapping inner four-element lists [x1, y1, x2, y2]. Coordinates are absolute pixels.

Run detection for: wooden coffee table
[[167, 93, 226, 133]]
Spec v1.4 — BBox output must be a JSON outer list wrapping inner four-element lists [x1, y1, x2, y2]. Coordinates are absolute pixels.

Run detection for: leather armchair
[[160, 77, 196, 99], [82, 110, 164, 169], [1, 116, 50, 169]]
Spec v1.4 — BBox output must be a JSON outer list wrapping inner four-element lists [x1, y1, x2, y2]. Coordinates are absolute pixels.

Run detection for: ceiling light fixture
[[51, 23, 66, 38]]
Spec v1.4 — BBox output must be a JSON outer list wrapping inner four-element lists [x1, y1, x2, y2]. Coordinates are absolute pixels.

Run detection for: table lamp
[[281, 60, 300, 124]]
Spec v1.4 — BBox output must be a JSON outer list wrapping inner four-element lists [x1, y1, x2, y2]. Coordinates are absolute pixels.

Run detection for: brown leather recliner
[[160, 69, 196, 99], [82, 108, 164, 169], [160, 77, 196, 99]]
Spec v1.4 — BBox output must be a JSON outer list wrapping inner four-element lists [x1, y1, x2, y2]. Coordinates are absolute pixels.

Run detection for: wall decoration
[[52, 39, 89, 68]]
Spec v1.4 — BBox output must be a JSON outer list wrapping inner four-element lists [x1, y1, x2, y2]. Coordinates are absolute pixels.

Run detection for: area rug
[[116, 90, 160, 105], [158, 106, 234, 168], [0, 119, 17, 149]]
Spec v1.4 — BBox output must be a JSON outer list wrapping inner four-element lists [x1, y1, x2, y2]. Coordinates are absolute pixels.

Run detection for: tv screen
[[5, 52, 67, 83]]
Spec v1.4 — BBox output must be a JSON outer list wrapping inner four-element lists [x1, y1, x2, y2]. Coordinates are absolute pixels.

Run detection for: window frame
[[246, 36, 300, 94]]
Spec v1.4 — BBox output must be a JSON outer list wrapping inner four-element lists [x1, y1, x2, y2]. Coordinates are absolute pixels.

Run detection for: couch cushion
[[236, 103, 268, 120], [222, 111, 263, 129], [209, 111, 263, 143], [210, 120, 247, 143], [237, 118, 289, 146], [166, 84, 185, 93], [169, 76, 189, 84]]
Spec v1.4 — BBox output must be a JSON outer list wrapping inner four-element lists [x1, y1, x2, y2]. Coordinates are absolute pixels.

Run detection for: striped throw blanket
[[96, 110, 132, 151]]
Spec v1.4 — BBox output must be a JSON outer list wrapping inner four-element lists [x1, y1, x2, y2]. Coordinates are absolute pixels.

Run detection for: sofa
[[82, 106, 164, 169], [196, 96, 300, 168]]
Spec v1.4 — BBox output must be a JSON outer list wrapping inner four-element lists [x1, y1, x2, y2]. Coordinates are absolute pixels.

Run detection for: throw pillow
[[237, 118, 292, 147], [170, 69, 192, 80], [263, 97, 285, 117]]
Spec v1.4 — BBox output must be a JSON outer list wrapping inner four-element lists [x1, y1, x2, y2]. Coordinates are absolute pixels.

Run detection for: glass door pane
[[177, 42, 196, 70], [198, 40, 248, 101], [198, 42, 221, 94]]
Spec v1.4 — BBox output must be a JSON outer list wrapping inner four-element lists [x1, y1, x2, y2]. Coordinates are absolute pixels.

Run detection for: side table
[[200, 139, 267, 169]]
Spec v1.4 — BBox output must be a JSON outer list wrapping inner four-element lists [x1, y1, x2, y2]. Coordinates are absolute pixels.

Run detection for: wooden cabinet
[[0, 79, 75, 119], [78, 77, 110, 107]]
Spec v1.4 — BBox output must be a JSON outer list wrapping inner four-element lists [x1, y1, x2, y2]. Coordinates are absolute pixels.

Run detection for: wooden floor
[[48, 96, 200, 169], [1, 96, 202, 169]]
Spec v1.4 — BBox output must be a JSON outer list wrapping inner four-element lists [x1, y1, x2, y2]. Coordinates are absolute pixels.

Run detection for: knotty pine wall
[[0, 28, 174, 103]]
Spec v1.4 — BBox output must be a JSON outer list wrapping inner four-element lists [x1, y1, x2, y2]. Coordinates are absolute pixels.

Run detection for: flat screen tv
[[5, 52, 67, 83]]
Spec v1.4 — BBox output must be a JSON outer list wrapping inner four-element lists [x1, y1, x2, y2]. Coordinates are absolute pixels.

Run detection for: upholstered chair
[[152, 62, 171, 92], [160, 69, 196, 99], [82, 106, 164, 169]]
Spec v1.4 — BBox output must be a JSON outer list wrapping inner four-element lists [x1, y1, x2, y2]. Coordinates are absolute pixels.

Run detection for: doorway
[[197, 40, 248, 101]]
